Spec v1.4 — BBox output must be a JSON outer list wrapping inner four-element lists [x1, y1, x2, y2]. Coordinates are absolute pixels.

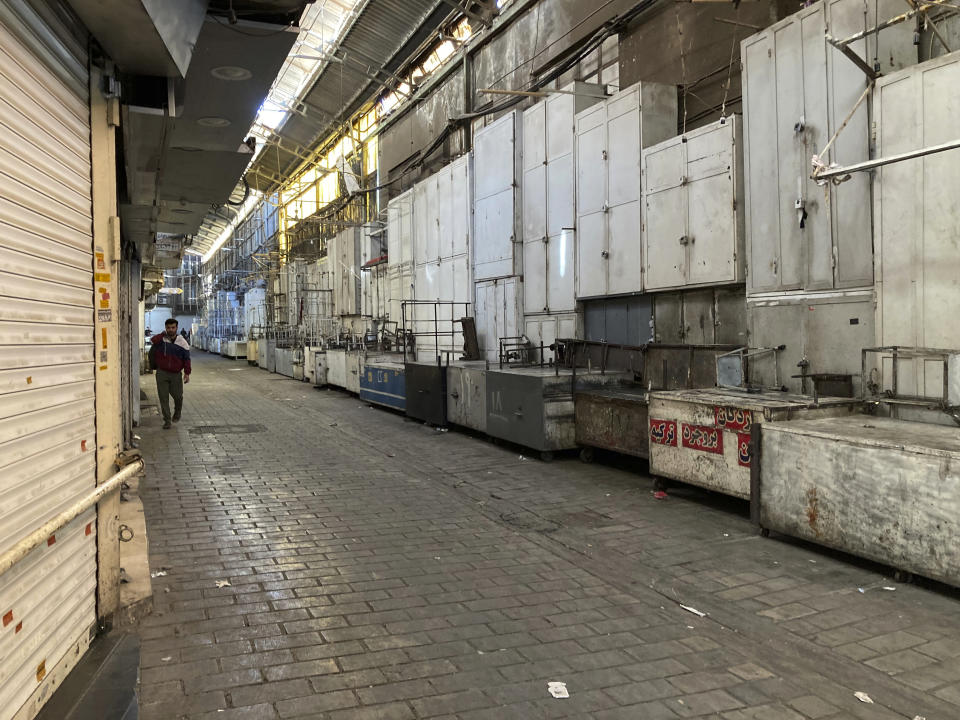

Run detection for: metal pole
[[0, 460, 144, 577], [813, 138, 960, 180]]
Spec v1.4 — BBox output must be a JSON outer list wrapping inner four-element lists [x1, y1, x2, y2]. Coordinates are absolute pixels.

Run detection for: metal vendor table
[[648, 389, 855, 499], [327, 348, 362, 394], [223, 340, 247, 359], [405, 361, 448, 426], [572, 343, 742, 461], [486, 367, 630, 460], [756, 415, 960, 587], [360, 356, 406, 411], [575, 386, 651, 462]]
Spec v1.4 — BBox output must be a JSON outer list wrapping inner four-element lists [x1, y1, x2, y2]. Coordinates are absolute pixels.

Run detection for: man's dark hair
[[165, 318, 178, 327]]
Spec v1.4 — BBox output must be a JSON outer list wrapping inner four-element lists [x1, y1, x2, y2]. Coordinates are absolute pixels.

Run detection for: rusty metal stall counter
[[756, 415, 960, 587], [648, 389, 856, 499]]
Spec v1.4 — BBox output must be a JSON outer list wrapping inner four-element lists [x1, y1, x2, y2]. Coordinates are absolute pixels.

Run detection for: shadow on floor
[[36, 630, 139, 720]]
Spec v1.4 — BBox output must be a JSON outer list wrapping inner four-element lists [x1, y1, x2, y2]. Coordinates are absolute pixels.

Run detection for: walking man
[[149, 318, 192, 429]]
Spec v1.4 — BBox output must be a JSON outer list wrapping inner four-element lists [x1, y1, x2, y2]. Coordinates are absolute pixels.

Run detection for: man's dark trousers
[[156, 369, 183, 423]]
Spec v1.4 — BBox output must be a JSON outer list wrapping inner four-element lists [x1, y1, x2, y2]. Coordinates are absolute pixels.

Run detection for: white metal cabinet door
[[826, 0, 875, 289], [772, 18, 806, 291], [546, 92, 574, 160], [387, 189, 413, 265], [474, 113, 518, 280], [606, 88, 644, 295], [522, 102, 547, 314], [575, 104, 608, 298], [608, 203, 642, 295], [436, 164, 454, 260], [799, 10, 832, 290], [742, 32, 780, 292], [474, 278, 520, 362], [450, 155, 471, 259], [523, 237, 547, 314], [413, 177, 438, 264], [575, 105, 606, 216], [0, 4, 97, 718], [546, 229, 576, 313], [546, 153, 575, 239], [642, 140, 686, 290], [576, 212, 607, 298], [522, 162, 546, 243], [606, 90, 642, 211], [685, 120, 739, 286]]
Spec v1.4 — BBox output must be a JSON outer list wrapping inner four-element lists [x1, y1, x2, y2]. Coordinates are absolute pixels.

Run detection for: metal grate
[[188, 424, 267, 435]]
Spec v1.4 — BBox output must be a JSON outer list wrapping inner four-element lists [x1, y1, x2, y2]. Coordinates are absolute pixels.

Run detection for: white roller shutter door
[[0, 2, 96, 719]]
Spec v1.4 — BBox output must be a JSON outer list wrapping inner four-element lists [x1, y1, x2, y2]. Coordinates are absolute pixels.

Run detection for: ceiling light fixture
[[211, 65, 252, 81], [197, 116, 231, 128]]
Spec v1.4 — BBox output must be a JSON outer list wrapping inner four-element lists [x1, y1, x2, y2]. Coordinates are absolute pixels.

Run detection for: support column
[[90, 62, 124, 625]]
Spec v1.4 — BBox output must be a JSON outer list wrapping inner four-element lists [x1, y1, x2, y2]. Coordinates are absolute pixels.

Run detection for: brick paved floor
[[136, 352, 960, 719]]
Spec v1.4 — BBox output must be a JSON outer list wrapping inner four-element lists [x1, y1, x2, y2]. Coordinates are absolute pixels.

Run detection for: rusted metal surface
[[643, 344, 742, 391], [757, 415, 960, 587], [648, 389, 856, 499], [574, 388, 650, 459]]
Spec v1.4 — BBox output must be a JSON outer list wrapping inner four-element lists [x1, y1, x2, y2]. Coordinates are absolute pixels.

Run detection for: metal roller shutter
[[0, 2, 96, 718]]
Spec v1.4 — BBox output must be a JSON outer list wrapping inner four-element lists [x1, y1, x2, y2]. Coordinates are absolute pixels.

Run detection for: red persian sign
[[681, 423, 723, 454], [736, 432, 752, 467], [649, 419, 678, 446], [714, 406, 753, 432]]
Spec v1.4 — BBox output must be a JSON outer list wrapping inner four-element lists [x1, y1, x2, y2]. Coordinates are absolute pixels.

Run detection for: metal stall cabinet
[[326, 348, 362, 394], [486, 368, 630, 459], [740, 0, 913, 295], [522, 83, 603, 316], [274, 347, 294, 378], [446, 362, 487, 432], [642, 116, 744, 291], [574, 344, 740, 461], [223, 340, 247, 359], [405, 362, 448, 426], [474, 276, 521, 363], [314, 350, 328, 386], [575, 387, 651, 462], [247, 338, 258, 365], [873, 52, 960, 399], [756, 416, 960, 587], [575, 82, 677, 298], [648, 389, 855, 499], [360, 356, 406, 411]]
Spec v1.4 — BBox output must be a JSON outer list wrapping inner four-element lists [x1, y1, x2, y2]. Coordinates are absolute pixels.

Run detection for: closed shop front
[[0, 2, 98, 718]]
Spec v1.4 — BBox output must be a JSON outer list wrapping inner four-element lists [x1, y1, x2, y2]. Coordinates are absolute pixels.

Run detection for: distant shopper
[[149, 318, 191, 429]]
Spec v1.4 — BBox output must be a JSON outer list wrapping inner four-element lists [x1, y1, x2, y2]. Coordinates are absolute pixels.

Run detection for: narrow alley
[[136, 353, 960, 720]]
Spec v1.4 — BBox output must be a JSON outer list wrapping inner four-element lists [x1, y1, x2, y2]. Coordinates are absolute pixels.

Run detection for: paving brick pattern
[[137, 353, 960, 719]]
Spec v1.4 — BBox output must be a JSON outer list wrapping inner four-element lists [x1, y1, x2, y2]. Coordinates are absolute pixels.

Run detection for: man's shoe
[[172, 412, 181, 422], [163, 421, 172, 429]]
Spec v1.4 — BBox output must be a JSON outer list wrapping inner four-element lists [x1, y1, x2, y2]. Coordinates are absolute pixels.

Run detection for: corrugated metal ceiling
[[190, 0, 450, 256], [248, 0, 448, 191]]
